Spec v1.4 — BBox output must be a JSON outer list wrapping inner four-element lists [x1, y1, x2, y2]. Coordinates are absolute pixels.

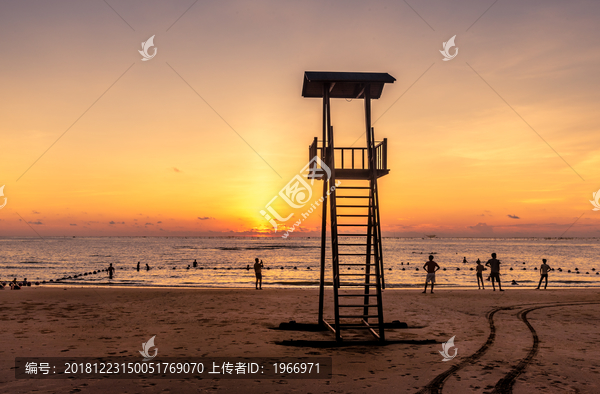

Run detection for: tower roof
[[302, 71, 395, 99]]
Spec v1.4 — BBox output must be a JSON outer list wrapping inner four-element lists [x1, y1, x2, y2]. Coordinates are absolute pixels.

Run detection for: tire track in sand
[[418, 301, 600, 394], [491, 302, 600, 394]]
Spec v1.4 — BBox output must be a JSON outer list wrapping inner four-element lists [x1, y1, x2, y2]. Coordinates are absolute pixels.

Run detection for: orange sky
[[1, 0, 600, 237]]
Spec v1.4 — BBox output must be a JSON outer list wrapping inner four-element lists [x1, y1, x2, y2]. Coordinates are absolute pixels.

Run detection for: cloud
[[145, 222, 154, 225], [172, 167, 182, 173], [32, 210, 41, 214], [507, 214, 520, 219], [469, 222, 493, 235], [157, 221, 162, 224], [109, 221, 125, 225], [198, 217, 214, 220], [70, 223, 77, 226], [28, 221, 43, 225]]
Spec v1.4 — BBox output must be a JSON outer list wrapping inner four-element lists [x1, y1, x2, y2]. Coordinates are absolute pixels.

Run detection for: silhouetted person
[[146, 263, 150, 271], [536, 259, 551, 289], [422, 255, 440, 294], [11, 278, 20, 290], [193, 259, 197, 268], [137, 262, 140, 271], [476, 260, 485, 289], [254, 258, 263, 290], [108, 263, 115, 279], [463, 257, 468, 264], [485, 253, 503, 291]]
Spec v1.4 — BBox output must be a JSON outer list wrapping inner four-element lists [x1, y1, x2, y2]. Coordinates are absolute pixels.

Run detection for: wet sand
[[1, 287, 599, 393]]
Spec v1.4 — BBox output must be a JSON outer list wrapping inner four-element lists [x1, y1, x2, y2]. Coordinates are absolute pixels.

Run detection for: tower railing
[[309, 137, 388, 172]]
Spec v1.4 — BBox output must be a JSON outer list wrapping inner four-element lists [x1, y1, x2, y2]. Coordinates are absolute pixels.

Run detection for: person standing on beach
[[485, 253, 503, 291], [422, 255, 440, 294], [476, 260, 485, 289], [253, 258, 263, 290], [108, 263, 115, 279], [536, 259, 551, 289], [137, 262, 140, 272], [146, 263, 150, 271], [193, 259, 197, 268]]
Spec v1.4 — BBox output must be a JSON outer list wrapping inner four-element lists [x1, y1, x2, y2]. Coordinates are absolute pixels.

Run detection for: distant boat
[[425, 235, 436, 238]]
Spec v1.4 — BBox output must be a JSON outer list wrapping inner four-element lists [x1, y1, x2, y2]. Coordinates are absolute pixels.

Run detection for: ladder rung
[[338, 294, 379, 297], [338, 233, 369, 236], [337, 196, 369, 198], [338, 273, 377, 276], [339, 304, 377, 307], [337, 224, 369, 227], [339, 243, 368, 246], [339, 263, 377, 266], [338, 253, 375, 256], [336, 186, 371, 189], [337, 324, 380, 329], [339, 315, 380, 319], [337, 214, 369, 217], [337, 205, 371, 208]]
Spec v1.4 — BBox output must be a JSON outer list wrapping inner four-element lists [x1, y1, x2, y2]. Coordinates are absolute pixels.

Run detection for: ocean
[[1, 237, 599, 288]]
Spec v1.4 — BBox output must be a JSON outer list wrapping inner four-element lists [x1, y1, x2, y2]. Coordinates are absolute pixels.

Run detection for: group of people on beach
[[0, 278, 32, 290], [107, 259, 204, 280], [100, 253, 554, 292], [104, 258, 266, 289], [422, 253, 552, 293]]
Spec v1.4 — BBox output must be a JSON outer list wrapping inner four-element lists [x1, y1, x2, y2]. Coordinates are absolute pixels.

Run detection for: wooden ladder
[[327, 128, 385, 341]]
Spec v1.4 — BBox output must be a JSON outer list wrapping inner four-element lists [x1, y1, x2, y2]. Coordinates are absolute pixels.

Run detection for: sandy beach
[[1, 287, 599, 393]]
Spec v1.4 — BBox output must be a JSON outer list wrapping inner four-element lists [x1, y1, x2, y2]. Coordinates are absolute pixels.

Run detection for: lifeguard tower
[[303, 71, 395, 341]]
